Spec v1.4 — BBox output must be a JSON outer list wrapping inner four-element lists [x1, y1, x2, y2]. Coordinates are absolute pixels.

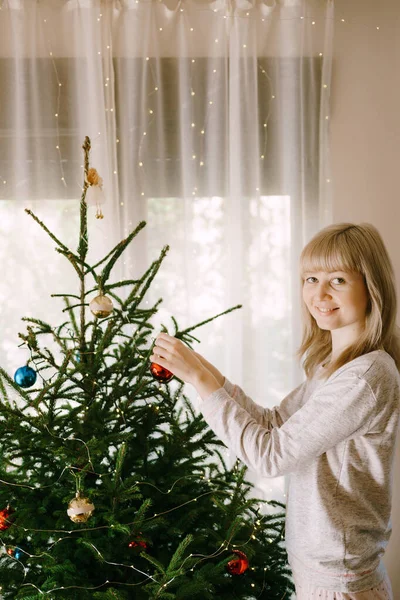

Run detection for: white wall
[[331, 0, 400, 593]]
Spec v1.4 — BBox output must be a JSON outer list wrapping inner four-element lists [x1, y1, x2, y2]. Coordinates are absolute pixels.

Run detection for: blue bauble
[[14, 548, 22, 560], [14, 365, 37, 388]]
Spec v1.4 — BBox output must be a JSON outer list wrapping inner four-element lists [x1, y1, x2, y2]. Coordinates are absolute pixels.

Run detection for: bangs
[[300, 230, 361, 277]]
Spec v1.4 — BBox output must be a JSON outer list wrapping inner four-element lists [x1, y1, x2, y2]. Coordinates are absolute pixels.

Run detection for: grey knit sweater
[[200, 350, 400, 592]]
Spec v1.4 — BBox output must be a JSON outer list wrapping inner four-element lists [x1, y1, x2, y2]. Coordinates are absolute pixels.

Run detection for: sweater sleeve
[[222, 377, 308, 430], [202, 370, 377, 478]]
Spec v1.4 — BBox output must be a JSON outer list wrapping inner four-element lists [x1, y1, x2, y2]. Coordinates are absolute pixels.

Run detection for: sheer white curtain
[[0, 0, 333, 505]]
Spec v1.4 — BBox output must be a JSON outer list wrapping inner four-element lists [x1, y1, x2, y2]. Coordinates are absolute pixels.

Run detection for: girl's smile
[[316, 306, 339, 316]]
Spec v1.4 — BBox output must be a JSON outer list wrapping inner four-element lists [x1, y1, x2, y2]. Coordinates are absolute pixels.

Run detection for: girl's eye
[[305, 277, 345, 284]]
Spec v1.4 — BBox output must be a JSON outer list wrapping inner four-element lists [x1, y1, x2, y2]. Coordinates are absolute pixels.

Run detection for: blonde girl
[[150, 222, 400, 599]]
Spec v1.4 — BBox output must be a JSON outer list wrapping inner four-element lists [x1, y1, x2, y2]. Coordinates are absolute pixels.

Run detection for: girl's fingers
[[156, 332, 172, 343], [154, 335, 173, 350], [153, 347, 168, 359]]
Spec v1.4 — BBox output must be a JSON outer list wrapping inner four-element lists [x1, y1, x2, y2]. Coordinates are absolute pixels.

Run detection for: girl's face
[[302, 270, 369, 335]]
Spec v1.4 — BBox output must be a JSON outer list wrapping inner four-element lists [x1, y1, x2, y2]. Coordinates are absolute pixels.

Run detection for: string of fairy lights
[[0, 460, 272, 595], [0, 6, 345, 197], [3, 315, 276, 594], [8, 312, 271, 592], [0, 4, 388, 198]]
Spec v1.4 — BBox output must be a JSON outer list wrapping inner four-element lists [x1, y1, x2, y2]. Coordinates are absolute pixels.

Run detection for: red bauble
[[150, 362, 174, 383], [0, 506, 14, 531], [226, 550, 249, 575], [128, 536, 148, 550], [129, 530, 148, 550]]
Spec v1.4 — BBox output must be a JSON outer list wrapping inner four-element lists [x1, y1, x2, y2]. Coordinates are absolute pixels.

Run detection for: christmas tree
[[0, 137, 294, 599]]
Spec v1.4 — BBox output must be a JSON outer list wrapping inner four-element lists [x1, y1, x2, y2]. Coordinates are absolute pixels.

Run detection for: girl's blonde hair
[[296, 222, 400, 380]]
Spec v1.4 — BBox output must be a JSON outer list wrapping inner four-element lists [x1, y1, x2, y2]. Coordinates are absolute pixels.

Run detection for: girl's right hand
[[192, 351, 225, 387]]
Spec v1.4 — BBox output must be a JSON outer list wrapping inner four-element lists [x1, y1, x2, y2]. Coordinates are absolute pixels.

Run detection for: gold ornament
[[67, 492, 95, 523], [89, 294, 114, 318]]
